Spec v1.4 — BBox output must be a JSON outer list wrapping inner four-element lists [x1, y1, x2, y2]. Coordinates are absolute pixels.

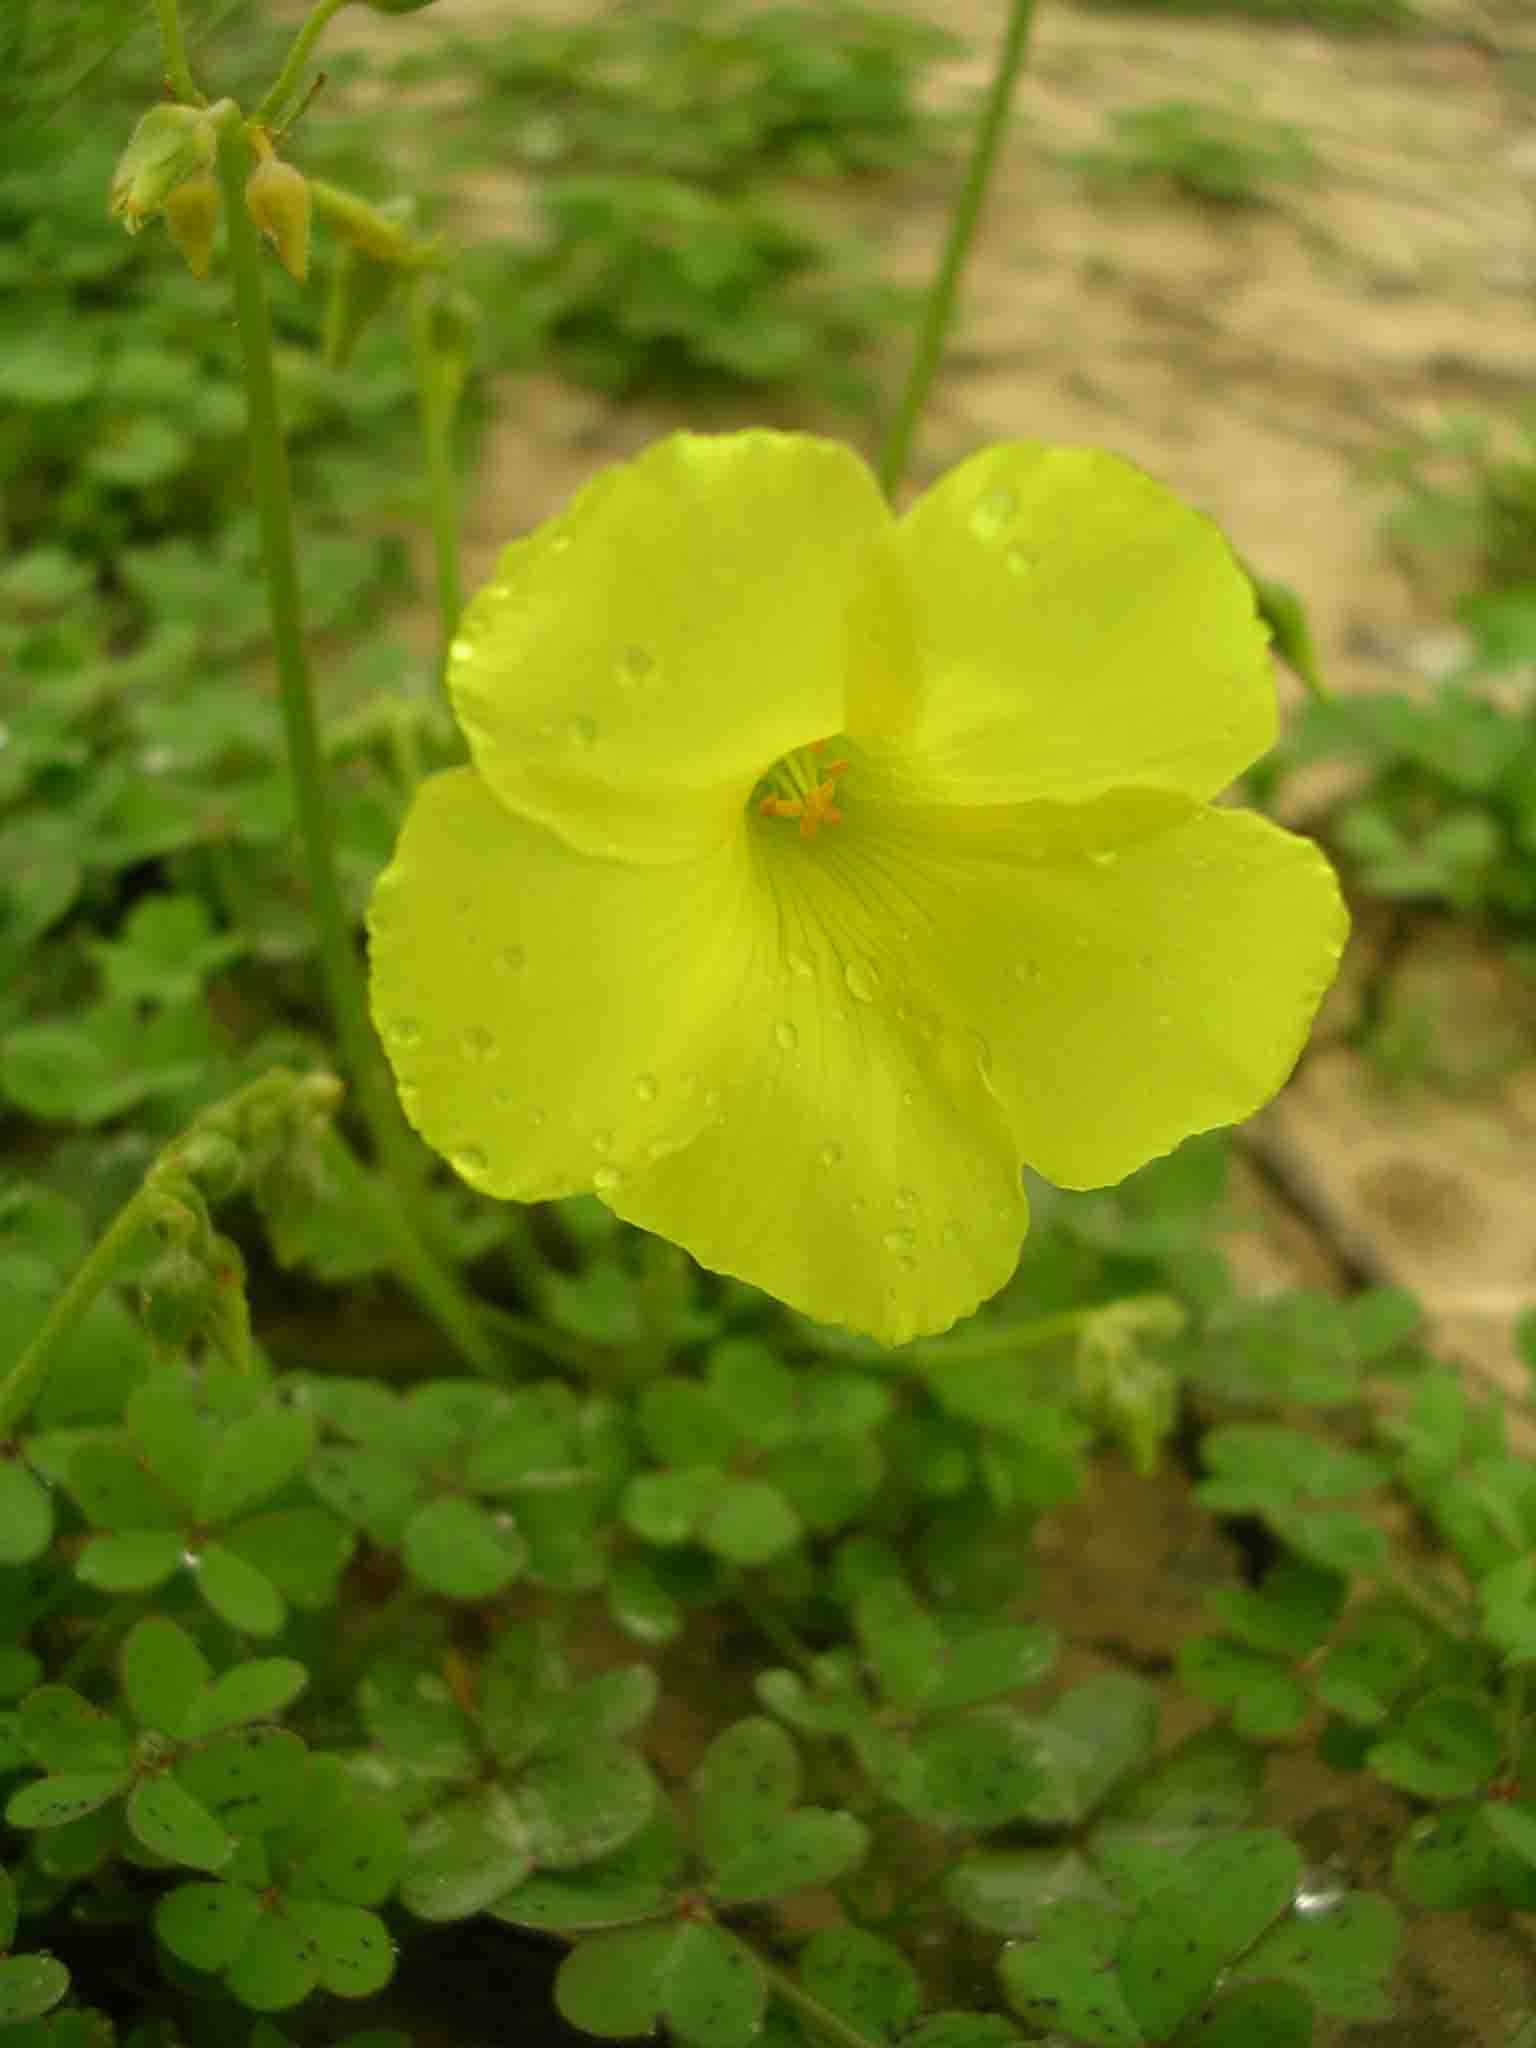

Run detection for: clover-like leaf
[[121, 1617, 210, 1736], [692, 1717, 798, 1869], [402, 1495, 527, 1598], [195, 1541, 285, 1635], [0, 1953, 70, 2026], [1116, 1829, 1300, 2038], [0, 1464, 51, 1565], [176, 1727, 308, 1837], [797, 1928, 919, 2043], [556, 1921, 765, 2048], [489, 1805, 687, 1933], [157, 1879, 265, 1972], [1230, 1890, 1401, 2022], [400, 1787, 533, 1923], [127, 1772, 234, 1871]]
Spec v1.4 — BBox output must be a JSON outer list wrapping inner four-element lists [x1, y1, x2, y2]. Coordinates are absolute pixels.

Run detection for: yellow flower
[[368, 432, 1345, 1344]]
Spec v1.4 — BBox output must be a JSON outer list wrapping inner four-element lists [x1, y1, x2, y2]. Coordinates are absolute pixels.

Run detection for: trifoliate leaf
[[692, 1717, 798, 1869], [195, 1543, 285, 1636], [127, 1773, 234, 1871], [557, 1921, 765, 2048], [797, 1927, 919, 2042], [157, 1879, 265, 1971], [121, 1617, 210, 1736], [402, 1495, 527, 1598], [0, 1463, 51, 1563], [176, 1728, 308, 1836]]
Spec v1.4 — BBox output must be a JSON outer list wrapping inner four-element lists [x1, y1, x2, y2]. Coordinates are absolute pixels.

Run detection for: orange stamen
[[759, 754, 850, 841]]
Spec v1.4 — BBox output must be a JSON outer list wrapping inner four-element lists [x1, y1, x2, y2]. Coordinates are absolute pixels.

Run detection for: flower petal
[[872, 444, 1275, 804], [606, 830, 1028, 1344], [864, 795, 1347, 1189], [368, 769, 752, 1200], [449, 431, 909, 864]]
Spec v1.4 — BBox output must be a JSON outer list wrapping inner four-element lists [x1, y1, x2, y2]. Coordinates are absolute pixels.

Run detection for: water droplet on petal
[[568, 715, 598, 747], [463, 1026, 495, 1058], [1004, 544, 1035, 576], [1014, 960, 1042, 985], [634, 1073, 658, 1103], [968, 482, 1018, 541], [774, 1020, 799, 1051], [593, 1164, 623, 1192], [883, 1228, 916, 1255], [387, 1017, 422, 1048], [702, 1087, 722, 1114], [592, 1130, 614, 1154], [549, 534, 572, 555], [819, 1142, 843, 1167], [449, 637, 474, 663], [844, 957, 880, 1004], [614, 644, 655, 688], [1090, 849, 1118, 869], [894, 1188, 917, 1211], [940, 1223, 960, 1247], [454, 1145, 488, 1175], [901, 1089, 915, 1108], [497, 944, 526, 974], [785, 947, 815, 980]]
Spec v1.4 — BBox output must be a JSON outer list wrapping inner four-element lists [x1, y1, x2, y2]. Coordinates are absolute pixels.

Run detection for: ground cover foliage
[[4, 2, 1536, 2047]]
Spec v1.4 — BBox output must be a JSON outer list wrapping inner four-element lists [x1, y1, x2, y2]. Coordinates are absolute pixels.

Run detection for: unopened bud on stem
[[245, 154, 312, 282], [110, 103, 216, 233]]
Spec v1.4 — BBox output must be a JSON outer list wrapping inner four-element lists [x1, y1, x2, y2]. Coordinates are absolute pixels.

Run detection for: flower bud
[[140, 1247, 216, 1354], [163, 170, 221, 280], [323, 241, 400, 368], [245, 155, 312, 283], [109, 103, 216, 234]]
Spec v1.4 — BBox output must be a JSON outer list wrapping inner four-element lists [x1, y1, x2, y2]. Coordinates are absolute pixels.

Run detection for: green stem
[[907, 1303, 1103, 1370], [319, 1132, 498, 1376], [877, 0, 1037, 498], [407, 275, 464, 690], [255, 0, 352, 130], [152, 0, 203, 103], [213, 106, 492, 1377], [0, 1196, 158, 1440], [761, 1959, 883, 2048]]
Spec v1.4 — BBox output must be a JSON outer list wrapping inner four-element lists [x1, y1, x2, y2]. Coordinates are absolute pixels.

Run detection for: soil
[[286, 0, 1536, 2038]]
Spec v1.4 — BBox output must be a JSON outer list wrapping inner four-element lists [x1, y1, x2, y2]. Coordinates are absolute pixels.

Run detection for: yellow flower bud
[[109, 103, 216, 234], [245, 156, 312, 283], [164, 171, 221, 281]]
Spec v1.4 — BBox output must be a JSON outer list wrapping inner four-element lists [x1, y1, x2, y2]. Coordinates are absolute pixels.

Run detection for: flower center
[[758, 739, 850, 841]]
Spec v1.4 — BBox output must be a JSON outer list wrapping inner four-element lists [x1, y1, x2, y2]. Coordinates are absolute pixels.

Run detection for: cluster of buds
[[109, 100, 314, 285]]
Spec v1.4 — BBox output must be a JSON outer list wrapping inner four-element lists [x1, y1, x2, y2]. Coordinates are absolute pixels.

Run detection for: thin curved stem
[[877, 0, 1037, 498], [0, 1196, 158, 1440], [255, 0, 352, 130], [153, 0, 203, 103], [212, 106, 494, 1377], [407, 275, 464, 690]]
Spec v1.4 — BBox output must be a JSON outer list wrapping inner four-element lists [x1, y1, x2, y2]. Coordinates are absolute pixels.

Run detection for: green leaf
[[623, 1465, 727, 1545], [401, 1787, 533, 1922], [225, 1905, 320, 2013], [1368, 1686, 1500, 1801], [285, 1899, 395, 1999], [638, 1377, 742, 1465], [692, 1717, 798, 1869], [7, 1771, 129, 1830], [1117, 1829, 1300, 2037], [1250, 573, 1324, 698], [402, 1495, 528, 1598], [1485, 1801, 1536, 1870], [706, 1340, 798, 1447], [67, 1440, 182, 1528], [76, 1528, 184, 1592], [905, 2021, 1022, 2048], [489, 1804, 687, 1932], [121, 1617, 210, 1736], [1233, 1890, 1401, 2021], [0, 1954, 70, 2025], [465, 1381, 580, 1490], [279, 1761, 407, 1905], [1270, 1504, 1388, 1578], [1204, 1556, 1345, 1660], [947, 1847, 1114, 1935], [797, 1928, 919, 2043], [127, 1772, 234, 1871], [923, 1623, 1057, 1715], [1019, 1675, 1161, 1827], [999, 1933, 1139, 2047], [855, 1577, 948, 1711], [359, 1656, 477, 1785], [309, 1445, 420, 1543], [199, 1405, 314, 1523], [607, 1553, 684, 1643], [176, 1728, 308, 1836], [710, 1807, 868, 1903], [517, 1744, 657, 1869], [157, 1880, 265, 1971], [1313, 1601, 1430, 1725], [1198, 1425, 1385, 1506], [0, 1463, 52, 1564], [223, 1506, 354, 1611], [195, 1542, 285, 1636], [1178, 1637, 1311, 1740], [557, 1922, 766, 2048], [0, 1866, 14, 1949], [701, 1477, 802, 1565], [19, 1687, 131, 1774], [1392, 1802, 1536, 1910], [32, 1799, 120, 1879], [126, 1379, 213, 1504], [1174, 1982, 1313, 2048], [181, 1659, 308, 1740]]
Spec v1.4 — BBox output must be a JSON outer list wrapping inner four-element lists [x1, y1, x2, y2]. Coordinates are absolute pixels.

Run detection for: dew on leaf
[[968, 483, 1018, 541], [844, 958, 880, 1004], [615, 645, 655, 688]]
